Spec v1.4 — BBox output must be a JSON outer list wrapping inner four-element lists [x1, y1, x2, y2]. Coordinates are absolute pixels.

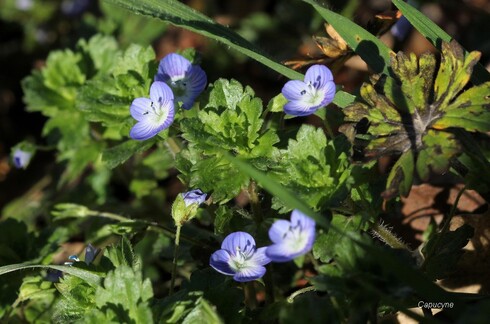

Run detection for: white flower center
[[283, 221, 308, 252], [146, 100, 169, 125], [300, 83, 325, 106], [229, 245, 255, 272]]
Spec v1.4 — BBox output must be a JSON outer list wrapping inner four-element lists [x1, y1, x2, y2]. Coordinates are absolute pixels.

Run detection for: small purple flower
[[84, 244, 99, 265], [182, 189, 207, 207], [281, 65, 336, 116], [390, 16, 412, 41], [266, 210, 316, 262], [155, 53, 207, 110], [61, 0, 91, 17], [129, 81, 175, 141], [210, 232, 271, 282], [13, 149, 32, 169]]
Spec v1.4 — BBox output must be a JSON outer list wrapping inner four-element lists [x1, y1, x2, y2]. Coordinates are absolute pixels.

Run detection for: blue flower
[[266, 210, 316, 262], [182, 189, 207, 207], [155, 53, 207, 110], [281, 65, 336, 116], [129, 81, 175, 141], [391, 16, 412, 41], [210, 232, 271, 282], [84, 244, 99, 265], [13, 149, 32, 169]]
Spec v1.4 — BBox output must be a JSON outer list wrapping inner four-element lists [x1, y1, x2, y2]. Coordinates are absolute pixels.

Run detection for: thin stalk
[[169, 224, 182, 296], [248, 180, 263, 224], [166, 137, 182, 157], [264, 264, 275, 304], [243, 282, 257, 310], [287, 286, 315, 303], [324, 116, 335, 139]]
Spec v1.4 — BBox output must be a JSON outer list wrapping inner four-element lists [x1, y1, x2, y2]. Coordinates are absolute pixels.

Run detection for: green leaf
[[0, 264, 102, 286], [77, 44, 156, 126], [302, 0, 393, 75], [182, 298, 223, 324], [392, 0, 490, 85], [416, 131, 461, 181], [178, 79, 279, 203], [313, 214, 364, 263], [271, 125, 352, 212], [130, 179, 158, 199], [102, 139, 155, 169], [95, 265, 153, 323], [343, 41, 488, 197], [421, 224, 474, 280]]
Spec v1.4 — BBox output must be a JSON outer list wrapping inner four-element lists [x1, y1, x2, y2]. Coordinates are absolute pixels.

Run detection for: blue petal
[[13, 150, 32, 169], [84, 244, 99, 265], [249, 247, 271, 266], [150, 81, 174, 104], [156, 53, 192, 81], [182, 189, 207, 206], [268, 219, 291, 244], [291, 209, 316, 230], [282, 80, 308, 101], [210, 249, 235, 275], [130, 98, 152, 121], [221, 232, 256, 257], [181, 65, 207, 110], [266, 243, 297, 262], [304, 65, 333, 89], [283, 101, 319, 116], [233, 265, 266, 282], [129, 121, 160, 141]]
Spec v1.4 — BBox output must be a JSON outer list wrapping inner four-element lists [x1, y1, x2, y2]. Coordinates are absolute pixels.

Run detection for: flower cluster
[[129, 53, 207, 141], [210, 209, 316, 282]]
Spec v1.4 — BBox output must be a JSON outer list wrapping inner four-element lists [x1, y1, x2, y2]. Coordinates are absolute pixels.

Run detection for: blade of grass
[[0, 263, 103, 286], [392, 0, 490, 84], [302, 0, 394, 75], [104, 0, 356, 108]]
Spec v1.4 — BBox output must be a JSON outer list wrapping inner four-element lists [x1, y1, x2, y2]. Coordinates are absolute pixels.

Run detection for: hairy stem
[[370, 222, 409, 250], [169, 224, 182, 296], [287, 286, 315, 303]]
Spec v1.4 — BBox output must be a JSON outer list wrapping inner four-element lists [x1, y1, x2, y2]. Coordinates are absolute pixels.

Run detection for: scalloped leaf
[[342, 41, 489, 197]]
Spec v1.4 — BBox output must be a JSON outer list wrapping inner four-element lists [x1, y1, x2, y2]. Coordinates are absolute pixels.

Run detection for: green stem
[[166, 137, 182, 157], [248, 181, 263, 224], [370, 222, 409, 250], [264, 264, 275, 304], [169, 224, 182, 296], [287, 286, 315, 303], [323, 116, 335, 139], [243, 282, 257, 310]]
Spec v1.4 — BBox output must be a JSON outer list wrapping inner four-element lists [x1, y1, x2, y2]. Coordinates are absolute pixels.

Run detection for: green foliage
[[343, 41, 490, 197], [421, 224, 474, 280], [271, 125, 352, 212], [391, 0, 490, 85], [177, 79, 279, 203]]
